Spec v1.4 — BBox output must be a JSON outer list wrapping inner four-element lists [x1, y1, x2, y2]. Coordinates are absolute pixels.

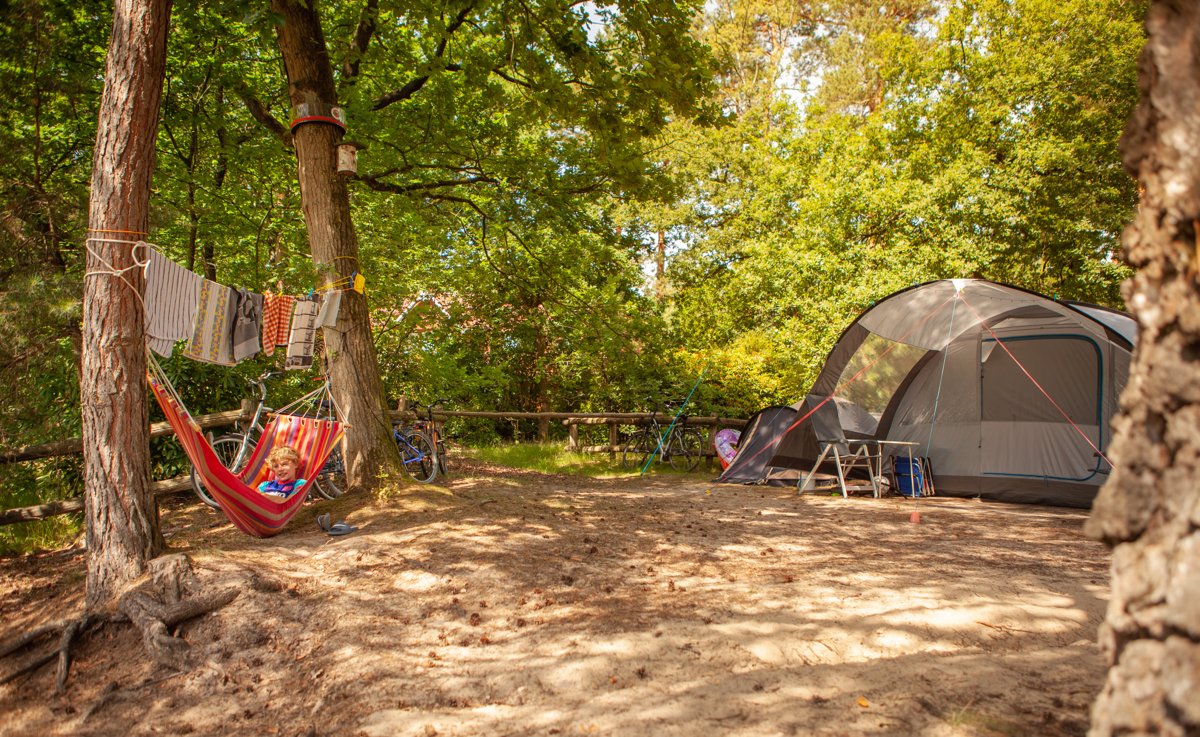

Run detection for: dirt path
[[0, 459, 1110, 736]]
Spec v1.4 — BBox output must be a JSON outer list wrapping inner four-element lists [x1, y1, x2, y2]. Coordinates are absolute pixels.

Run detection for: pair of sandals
[[316, 513, 358, 537]]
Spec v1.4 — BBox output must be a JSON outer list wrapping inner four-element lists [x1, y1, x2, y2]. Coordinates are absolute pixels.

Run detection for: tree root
[[0, 613, 96, 692], [81, 671, 183, 722], [0, 554, 239, 687]]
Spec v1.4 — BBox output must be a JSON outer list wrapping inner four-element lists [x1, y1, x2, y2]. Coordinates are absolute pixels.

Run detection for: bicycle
[[190, 371, 345, 508], [391, 415, 437, 484], [620, 398, 705, 472], [411, 398, 450, 479]]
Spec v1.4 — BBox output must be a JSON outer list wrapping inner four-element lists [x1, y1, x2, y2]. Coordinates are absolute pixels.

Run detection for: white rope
[[83, 238, 152, 310]]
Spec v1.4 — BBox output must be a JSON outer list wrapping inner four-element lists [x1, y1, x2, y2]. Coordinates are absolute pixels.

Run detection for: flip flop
[[316, 513, 332, 532], [326, 522, 358, 536]]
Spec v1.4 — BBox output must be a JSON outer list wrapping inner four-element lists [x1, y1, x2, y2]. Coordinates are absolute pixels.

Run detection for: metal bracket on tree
[[290, 102, 346, 133]]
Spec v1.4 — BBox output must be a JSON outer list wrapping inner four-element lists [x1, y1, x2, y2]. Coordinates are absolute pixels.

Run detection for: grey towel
[[316, 289, 342, 329], [285, 297, 319, 370], [231, 288, 263, 362]]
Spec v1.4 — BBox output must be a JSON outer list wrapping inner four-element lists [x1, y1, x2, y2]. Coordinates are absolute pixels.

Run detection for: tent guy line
[[957, 290, 1112, 467], [731, 289, 960, 472]]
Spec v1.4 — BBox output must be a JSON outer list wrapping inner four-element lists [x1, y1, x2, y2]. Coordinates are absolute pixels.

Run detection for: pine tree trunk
[[1085, 2, 1200, 734], [272, 0, 401, 488], [81, 0, 171, 609]]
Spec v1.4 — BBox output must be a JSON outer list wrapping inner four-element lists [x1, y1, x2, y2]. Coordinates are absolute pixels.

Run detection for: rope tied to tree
[[83, 238, 152, 310]]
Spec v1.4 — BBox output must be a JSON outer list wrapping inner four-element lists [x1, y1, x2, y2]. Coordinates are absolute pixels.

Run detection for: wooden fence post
[[608, 422, 619, 460], [567, 422, 579, 451]]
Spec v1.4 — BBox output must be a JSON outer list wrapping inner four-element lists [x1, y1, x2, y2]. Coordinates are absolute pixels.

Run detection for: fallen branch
[[0, 476, 195, 527]]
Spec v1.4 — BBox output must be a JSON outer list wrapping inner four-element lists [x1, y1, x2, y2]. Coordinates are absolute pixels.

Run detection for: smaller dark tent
[[716, 406, 799, 485]]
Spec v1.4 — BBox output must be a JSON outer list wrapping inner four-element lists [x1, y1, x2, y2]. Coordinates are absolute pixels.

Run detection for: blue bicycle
[[392, 420, 437, 483]]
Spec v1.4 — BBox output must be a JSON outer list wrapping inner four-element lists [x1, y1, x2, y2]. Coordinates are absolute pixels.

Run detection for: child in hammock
[[258, 446, 307, 499]]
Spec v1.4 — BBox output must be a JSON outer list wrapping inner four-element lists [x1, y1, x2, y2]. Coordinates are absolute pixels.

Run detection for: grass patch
[[944, 704, 1026, 736], [463, 441, 711, 478], [464, 441, 623, 477], [0, 514, 82, 557]]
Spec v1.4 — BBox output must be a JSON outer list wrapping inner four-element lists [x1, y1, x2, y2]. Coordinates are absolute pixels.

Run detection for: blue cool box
[[893, 456, 925, 497]]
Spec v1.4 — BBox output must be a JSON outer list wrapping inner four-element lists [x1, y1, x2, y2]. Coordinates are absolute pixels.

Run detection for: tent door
[[979, 334, 1104, 482]]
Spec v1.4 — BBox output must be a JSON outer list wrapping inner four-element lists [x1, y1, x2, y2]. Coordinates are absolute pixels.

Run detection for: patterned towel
[[232, 288, 264, 362], [262, 293, 295, 357], [183, 279, 237, 365]]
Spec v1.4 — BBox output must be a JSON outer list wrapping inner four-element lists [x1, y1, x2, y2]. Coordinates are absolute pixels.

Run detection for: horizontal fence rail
[[1, 408, 751, 525], [561, 414, 748, 458]]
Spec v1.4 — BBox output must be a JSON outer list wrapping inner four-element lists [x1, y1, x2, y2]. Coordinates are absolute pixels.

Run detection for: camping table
[[799, 439, 921, 498]]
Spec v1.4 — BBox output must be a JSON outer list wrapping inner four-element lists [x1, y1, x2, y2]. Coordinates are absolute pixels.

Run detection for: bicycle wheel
[[435, 437, 449, 479], [397, 429, 437, 483], [312, 445, 346, 499], [621, 429, 653, 470], [669, 428, 704, 472], [190, 434, 248, 509]]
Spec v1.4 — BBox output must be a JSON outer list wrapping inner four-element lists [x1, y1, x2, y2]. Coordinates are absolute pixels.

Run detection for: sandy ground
[[0, 458, 1111, 737]]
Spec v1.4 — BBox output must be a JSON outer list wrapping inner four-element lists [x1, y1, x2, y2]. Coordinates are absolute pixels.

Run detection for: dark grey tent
[[716, 406, 799, 485], [730, 279, 1135, 508], [717, 398, 875, 485]]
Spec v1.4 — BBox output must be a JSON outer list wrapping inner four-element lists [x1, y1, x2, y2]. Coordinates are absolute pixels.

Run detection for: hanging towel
[[261, 293, 295, 357], [316, 289, 342, 329], [231, 288, 264, 362], [183, 279, 237, 365], [285, 297, 319, 370], [144, 248, 202, 357]]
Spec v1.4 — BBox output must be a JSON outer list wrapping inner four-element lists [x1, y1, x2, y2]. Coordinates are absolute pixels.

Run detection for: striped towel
[[144, 248, 202, 357]]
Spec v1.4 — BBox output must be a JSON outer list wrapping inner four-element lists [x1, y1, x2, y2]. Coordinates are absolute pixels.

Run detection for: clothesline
[[139, 242, 355, 370]]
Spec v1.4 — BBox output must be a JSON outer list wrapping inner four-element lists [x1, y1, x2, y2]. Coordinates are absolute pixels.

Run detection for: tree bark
[[271, 0, 402, 488], [81, 0, 171, 609], [1085, 2, 1200, 735]]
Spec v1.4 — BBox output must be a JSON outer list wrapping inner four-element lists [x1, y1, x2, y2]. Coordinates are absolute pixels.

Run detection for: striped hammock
[[148, 358, 344, 538]]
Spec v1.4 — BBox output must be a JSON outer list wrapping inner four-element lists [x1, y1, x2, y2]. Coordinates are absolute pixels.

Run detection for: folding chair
[[798, 400, 879, 497]]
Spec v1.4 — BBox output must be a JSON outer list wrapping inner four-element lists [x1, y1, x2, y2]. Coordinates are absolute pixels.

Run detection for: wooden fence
[[561, 413, 747, 458], [0, 407, 749, 525]]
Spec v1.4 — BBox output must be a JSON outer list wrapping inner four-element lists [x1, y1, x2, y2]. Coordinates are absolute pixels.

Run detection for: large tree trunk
[[1085, 2, 1200, 734], [272, 0, 401, 488], [81, 0, 171, 609]]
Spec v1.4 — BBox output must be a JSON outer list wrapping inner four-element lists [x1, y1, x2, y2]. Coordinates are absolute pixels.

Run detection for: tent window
[[981, 336, 1100, 424], [836, 334, 929, 432]]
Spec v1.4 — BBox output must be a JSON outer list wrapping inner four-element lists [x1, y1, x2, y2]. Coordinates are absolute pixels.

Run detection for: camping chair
[[147, 355, 344, 538], [798, 399, 880, 497]]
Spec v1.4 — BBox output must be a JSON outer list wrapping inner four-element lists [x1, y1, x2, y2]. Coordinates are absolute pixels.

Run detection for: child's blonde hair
[[267, 446, 301, 468]]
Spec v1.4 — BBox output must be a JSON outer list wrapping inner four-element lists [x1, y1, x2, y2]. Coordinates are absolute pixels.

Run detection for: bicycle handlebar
[[409, 398, 451, 420]]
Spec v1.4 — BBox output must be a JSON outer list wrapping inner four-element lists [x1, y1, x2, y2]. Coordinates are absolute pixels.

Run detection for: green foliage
[[660, 0, 1143, 413], [0, 459, 84, 556], [0, 0, 1148, 554], [464, 439, 705, 477]]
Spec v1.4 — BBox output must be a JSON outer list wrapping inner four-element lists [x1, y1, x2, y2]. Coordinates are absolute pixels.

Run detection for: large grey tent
[[722, 279, 1136, 508]]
